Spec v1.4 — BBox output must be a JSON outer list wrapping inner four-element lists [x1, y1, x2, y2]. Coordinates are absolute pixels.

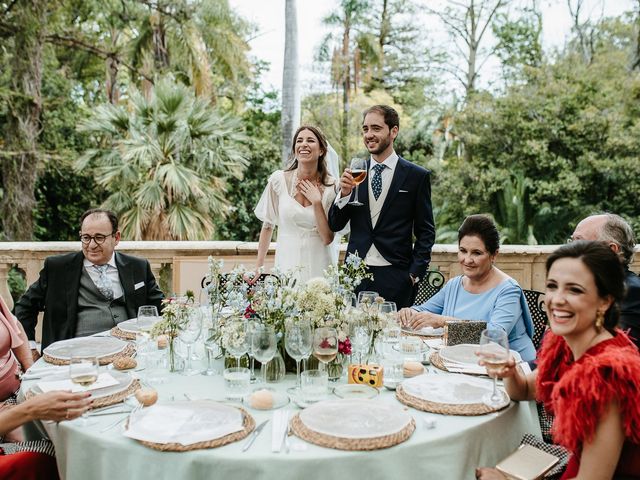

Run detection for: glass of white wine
[[312, 327, 338, 372], [69, 355, 99, 425], [478, 328, 510, 407], [348, 158, 367, 206]]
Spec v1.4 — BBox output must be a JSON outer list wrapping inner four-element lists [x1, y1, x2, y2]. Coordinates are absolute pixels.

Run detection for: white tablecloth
[[21, 357, 541, 480]]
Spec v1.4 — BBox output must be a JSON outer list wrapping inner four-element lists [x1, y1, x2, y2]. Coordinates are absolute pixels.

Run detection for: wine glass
[[226, 319, 251, 368], [285, 319, 313, 394], [202, 327, 219, 376], [251, 325, 278, 385], [348, 158, 368, 206], [349, 321, 371, 364], [357, 291, 379, 314], [313, 327, 338, 372], [69, 355, 99, 425], [137, 305, 159, 333], [178, 307, 203, 376], [478, 328, 510, 407]]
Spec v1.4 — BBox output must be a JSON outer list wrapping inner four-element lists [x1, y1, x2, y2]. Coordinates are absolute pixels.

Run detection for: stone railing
[[3, 241, 639, 342]]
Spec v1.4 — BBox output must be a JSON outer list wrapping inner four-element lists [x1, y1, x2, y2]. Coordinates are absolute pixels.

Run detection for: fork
[[99, 403, 142, 433]]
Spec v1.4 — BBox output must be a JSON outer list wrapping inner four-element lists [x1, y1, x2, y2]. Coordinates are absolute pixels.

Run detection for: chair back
[[200, 273, 279, 291], [523, 289, 548, 350], [413, 270, 446, 305]]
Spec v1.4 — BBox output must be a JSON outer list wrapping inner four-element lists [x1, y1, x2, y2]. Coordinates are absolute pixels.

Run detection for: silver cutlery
[[100, 404, 142, 433], [278, 412, 290, 454], [241, 419, 269, 452]]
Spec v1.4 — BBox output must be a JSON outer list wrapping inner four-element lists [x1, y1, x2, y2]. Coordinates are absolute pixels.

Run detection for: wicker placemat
[[132, 407, 255, 452], [395, 384, 508, 416], [43, 342, 136, 366], [26, 378, 141, 410], [110, 326, 136, 341], [290, 413, 415, 451]]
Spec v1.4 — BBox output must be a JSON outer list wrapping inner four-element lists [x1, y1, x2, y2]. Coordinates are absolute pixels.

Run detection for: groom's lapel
[[377, 158, 409, 225]]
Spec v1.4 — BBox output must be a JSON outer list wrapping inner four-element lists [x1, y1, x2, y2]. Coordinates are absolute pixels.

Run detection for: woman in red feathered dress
[[477, 240, 640, 480]]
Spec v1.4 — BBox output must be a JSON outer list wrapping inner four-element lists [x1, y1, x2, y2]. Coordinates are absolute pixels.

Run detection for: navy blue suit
[[328, 156, 435, 307], [621, 268, 640, 349]]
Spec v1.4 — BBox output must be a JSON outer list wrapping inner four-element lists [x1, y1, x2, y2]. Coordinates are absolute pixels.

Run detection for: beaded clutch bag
[[443, 320, 487, 346]]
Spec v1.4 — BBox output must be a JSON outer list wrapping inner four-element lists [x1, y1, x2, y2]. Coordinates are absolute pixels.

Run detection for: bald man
[[572, 213, 640, 348]]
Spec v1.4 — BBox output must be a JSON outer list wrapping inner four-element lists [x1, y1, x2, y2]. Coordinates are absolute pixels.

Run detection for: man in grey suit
[[15, 208, 164, 350]]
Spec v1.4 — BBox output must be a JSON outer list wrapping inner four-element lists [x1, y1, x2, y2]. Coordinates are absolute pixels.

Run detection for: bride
[[253, 125, 338, 284]]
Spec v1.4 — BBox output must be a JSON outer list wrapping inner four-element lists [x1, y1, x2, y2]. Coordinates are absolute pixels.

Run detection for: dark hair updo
[[546, 240, 626, 332], [458, 214, 500, 254]]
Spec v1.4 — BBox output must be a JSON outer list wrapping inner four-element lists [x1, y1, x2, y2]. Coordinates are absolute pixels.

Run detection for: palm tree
[[281, 0, 301, 166], [76, 78, 248, 240]]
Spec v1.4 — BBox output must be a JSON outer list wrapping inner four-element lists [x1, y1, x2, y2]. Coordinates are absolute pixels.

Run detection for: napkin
[[443, 361, 487, 375], [124, 404, 244, 446], [37, 372, 119, 393], [271, 410, 289, 452], [22, 364, 68, 380]]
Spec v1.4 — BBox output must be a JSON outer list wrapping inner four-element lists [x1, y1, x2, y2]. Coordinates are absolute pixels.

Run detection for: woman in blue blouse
[[398, 214, 536, 362]]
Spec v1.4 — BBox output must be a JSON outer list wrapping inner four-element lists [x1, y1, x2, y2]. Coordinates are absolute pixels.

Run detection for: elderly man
[[572, 213, 640, 347], [15, 208, 164, 350]]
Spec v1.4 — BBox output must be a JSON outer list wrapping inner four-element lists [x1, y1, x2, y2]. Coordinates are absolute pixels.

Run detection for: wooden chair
[[413, 270, 446, 305], [523, 289, 548, 350]]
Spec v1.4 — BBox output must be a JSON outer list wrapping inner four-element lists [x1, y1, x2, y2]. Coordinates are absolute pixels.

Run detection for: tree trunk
[[1, 1, 46, 241], [281, 0, 300, 166], [340, 17, 351, 163]]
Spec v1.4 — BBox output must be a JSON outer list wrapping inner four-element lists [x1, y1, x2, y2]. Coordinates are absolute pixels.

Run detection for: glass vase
[[265, 349, 286, 382], [327, 353, 346, 381]]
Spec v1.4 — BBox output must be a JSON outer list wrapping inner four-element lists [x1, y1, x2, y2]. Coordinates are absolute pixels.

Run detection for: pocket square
[[399, 189, 409, 193], [134, 281, 145, 290]]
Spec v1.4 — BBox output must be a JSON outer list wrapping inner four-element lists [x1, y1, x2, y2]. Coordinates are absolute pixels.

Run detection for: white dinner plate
[[299, 399, 412, 439], [31, 369, 133, 399], [116, 319, 141, 333], [43, 337, 129, 360], [124, 400, 244, 445], [439, 344, 522, 366], [401, 374, 509, 407], [401, 326, 444, 337]]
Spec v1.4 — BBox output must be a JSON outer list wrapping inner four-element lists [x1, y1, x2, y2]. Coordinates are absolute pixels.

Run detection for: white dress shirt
[[83, 254, 124, 300], [336, 151, 399, 266]]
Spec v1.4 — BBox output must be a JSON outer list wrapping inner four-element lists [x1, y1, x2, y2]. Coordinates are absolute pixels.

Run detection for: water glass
[[357, 291, 379, 311], [251, 325, 277, 384], [203, 327, 219, 376], [178, 308, 203, 376], [301, 369, 329, 402], [350, 322, 371, 364], [224, 367, 250, 400], [137, 305, 160, 332], [381, 356, 404, 389], [285, 319, 313, 393]]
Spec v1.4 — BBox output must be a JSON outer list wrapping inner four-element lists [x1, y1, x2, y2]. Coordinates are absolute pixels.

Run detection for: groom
[[328, 105, 435, 308]]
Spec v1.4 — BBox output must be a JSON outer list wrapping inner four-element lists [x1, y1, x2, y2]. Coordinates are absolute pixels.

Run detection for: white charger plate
[[124, 400, 244, 445], [401, 374, 508, 407], [43, 336, 129, 360], [299, 399, 412, 439], [439, 344, 522, 366], [401, 326, 444, 337], [31, 369, 133, 399]]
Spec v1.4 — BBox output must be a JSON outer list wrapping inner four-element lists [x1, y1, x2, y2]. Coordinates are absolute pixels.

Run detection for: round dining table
[[21, 354, 541, 480]]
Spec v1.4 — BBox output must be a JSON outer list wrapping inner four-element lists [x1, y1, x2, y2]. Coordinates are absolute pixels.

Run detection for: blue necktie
[[93, 265, 114, 300], [372, 163, 386, 200]]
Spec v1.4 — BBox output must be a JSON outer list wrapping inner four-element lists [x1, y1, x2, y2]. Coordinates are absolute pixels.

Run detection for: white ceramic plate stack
[[43, 337, 130, 364], [438, 344, 522, 375], [124, 401, 245, 446], [32, 369, 134, 400]]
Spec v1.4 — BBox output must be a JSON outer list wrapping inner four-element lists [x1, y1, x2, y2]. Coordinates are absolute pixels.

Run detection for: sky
[[228, 0, 636, 94]]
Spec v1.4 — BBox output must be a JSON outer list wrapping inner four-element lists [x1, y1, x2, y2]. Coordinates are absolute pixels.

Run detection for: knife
[[241, 420, 269, 452]]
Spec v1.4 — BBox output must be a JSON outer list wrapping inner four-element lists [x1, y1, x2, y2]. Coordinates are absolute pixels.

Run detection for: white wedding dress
[[254, 170, 338, 285]]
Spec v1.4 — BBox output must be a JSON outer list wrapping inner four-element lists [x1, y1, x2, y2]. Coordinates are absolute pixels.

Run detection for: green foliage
[[76, 78, 248, 240]]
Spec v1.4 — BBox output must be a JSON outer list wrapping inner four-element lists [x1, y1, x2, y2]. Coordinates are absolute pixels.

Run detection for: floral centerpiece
[[150, 291, 197, 372]]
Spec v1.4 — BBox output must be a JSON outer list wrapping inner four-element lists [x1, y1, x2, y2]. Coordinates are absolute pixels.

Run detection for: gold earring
[[595, 310, 605, 332]]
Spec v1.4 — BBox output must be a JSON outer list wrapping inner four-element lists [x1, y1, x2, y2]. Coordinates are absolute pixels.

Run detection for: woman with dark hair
[[254, 125, 338, 283], [1, 295, 32, 402], [477, 240, 640, 480], [398, 214, 536, 361]]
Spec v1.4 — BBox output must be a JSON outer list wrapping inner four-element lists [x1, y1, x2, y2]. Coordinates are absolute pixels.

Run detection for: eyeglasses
[[79, 233, 115, 245]]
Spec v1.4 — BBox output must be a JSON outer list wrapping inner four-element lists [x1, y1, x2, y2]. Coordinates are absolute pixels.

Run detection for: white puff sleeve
[[254, 170, 284, 228]]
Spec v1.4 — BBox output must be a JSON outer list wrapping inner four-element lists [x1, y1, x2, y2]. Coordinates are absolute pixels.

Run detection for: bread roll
[[403, 361, 424, 378], [112, 356, 137, 370], [135, 387, 158, 406], [249, 389, 274, 410]]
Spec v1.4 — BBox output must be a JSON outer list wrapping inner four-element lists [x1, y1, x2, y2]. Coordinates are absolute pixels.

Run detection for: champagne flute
[[313, 327, 338, 372], [478, 328, 510, 407], [69, 355, 99, 425], [285, 319, 313, 394], [178, 307, 203, 376], [348, 158, 367, 206], [202, 327, 219, 376], [251, 325, 278, 385]]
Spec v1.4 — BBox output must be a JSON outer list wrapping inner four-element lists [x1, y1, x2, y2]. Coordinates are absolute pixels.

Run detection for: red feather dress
[[536, 329, 640, 478]]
